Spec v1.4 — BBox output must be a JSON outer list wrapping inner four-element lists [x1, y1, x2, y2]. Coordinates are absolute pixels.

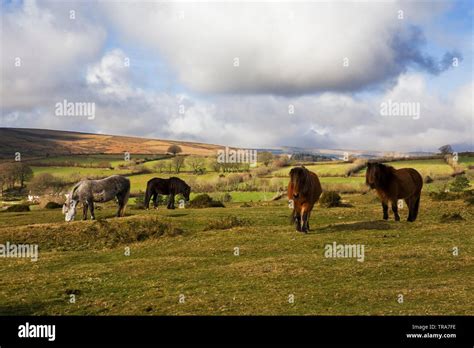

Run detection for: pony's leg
[[406, 198, 413, 222], [144, 189, 152, 210], [167, 194, 175, 209], [293, 209, 302, 232], [152, 193, 159, 209], [301, 211, 309, 233], [116, 192, 129, 217], [82, 201, 88, 220], [391, 200, 400, 221], [382, 201, 389, 220], [306, 211, 312, 231], [88, 199, 95, 220], [410, 194, 421, 222]]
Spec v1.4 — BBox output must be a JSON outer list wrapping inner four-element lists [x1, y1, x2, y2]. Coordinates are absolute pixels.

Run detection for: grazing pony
[[288, 166, 322, 233], [366, 162, 423, 222], [144, 177, 191, 209], [62, 175, 130, 222]]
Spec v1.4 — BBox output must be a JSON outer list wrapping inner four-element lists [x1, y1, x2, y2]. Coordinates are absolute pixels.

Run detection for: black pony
[[144, 177, 191, 209]]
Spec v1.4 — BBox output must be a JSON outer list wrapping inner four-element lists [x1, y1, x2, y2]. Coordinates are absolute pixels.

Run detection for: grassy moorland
[[0, 188, 473, 315], [0, 146, 473, 315]]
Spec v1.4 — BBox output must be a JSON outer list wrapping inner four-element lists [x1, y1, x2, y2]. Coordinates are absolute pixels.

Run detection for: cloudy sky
[[1, 0, 472, 152]]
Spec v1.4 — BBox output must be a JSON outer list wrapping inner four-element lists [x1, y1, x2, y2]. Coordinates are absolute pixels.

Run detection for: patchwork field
[[0, 132, 473, 316]]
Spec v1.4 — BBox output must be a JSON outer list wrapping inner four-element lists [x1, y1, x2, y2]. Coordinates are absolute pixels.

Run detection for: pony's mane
[[290, 166, 314, 196], [370, 162, 395, 189], [68, 182, 82, 202]]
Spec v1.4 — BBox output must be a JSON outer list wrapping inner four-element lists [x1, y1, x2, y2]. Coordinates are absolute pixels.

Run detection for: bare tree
[[173, 156, 185, 174], [153, 161, 166, 173], [189, 157, 205, 174]]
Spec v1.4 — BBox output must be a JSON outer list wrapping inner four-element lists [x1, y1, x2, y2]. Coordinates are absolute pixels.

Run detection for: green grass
[[459, 156, 474, 166], [31, 166, 132, 179], [387, 159, 453, 177], [273, 162, 353, 177], [0, 192, 472, 315]]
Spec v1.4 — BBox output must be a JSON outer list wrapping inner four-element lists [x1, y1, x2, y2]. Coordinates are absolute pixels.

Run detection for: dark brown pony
[[144, 177, 191, 209], [288, 166, 322, 233], [366, 162, 423, 222]]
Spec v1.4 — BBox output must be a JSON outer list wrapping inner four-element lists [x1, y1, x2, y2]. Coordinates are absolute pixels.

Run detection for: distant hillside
[[0, 128, 224, 159]]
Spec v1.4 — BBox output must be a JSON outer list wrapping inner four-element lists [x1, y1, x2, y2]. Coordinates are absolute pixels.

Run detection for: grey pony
[[62, 175, 130, 222]]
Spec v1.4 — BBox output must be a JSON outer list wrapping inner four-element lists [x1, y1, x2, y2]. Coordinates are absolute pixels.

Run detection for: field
[[0, 192, 472, 315], [0, 131, 473, 315]]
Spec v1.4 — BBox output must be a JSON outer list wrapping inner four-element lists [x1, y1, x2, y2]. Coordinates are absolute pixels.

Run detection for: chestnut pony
[[366, 162, 423, 222], [288, 166, 322, 233]]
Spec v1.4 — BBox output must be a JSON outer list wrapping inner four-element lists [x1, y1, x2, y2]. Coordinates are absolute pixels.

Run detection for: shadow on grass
[[316, 220, 392, 233], [0, 299, 61, 315], [166, 213, 189, 218]]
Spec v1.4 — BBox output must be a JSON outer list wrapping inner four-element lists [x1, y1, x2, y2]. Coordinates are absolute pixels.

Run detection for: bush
[[319, 191, 342, 207], [462, 189, 474, 205], [204, 216, 249, 231], [219, 193, 233, 203], [28, 173, 65, 195], [424, 175, 434, 183], [188, 194, 225, 208], [449, 175, 470, 192], [4, 204, 30, 212], [44, 202, 62, 209], [429, 191, 458, 201], [345, 159, 367, 176]]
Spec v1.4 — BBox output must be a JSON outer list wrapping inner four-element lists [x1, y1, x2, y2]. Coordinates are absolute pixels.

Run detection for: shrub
[[429, 191, 458, 201], [319, 191, 342, 207], [188, 194, 225, 208], [4, 204, 30, 212], [462, 189, 474, 205], [424, 175, 434, 183], [439, 213, 464, 223], [345, 159, 367, 176], [204, 216, 249, 231], [44, 202, 62, 209], [219, 193, 233, 203], [28, 173, 65, 195], [449, 175, 470, 192]]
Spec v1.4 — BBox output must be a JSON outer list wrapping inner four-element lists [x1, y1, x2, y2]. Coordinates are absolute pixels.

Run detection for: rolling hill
[[0, 128, 224, 159]]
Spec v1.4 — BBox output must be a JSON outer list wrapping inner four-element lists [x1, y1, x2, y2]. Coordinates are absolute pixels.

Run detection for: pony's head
[[366, 162, 391, 189], [289, 166, 309, 199], [62, 193, 78, 222]]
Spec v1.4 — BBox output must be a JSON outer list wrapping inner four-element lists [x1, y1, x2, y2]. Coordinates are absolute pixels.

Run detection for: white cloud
[[0, 0, 106, 110], [103, 1, 453, 95], [1, 1, 470, 153]]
